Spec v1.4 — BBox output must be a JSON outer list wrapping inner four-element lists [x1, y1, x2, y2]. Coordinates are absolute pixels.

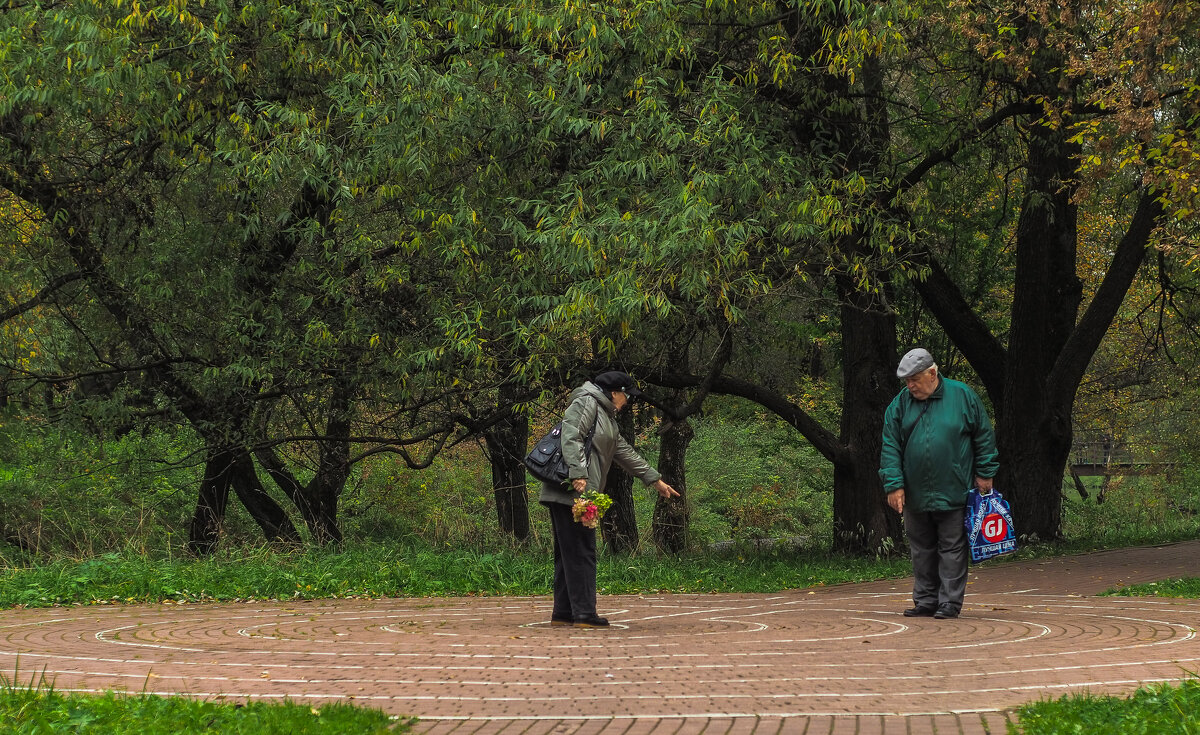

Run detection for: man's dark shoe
[[550, 616, 573, 627], [903, 606, 936, 617], [933, 606, 959, 619], [573, 615, 609, 628]]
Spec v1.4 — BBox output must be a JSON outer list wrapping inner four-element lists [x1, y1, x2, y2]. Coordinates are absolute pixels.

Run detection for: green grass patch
[[1055, 473, 1200, 553], [0, 542, 911, 609], [1015, 679, 1200, 735], [1103, 577, 1200, 598], [0, 674, 409, 734]]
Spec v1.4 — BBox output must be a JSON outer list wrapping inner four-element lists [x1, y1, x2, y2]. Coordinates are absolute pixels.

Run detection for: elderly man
[[879, 348, 999, 619]]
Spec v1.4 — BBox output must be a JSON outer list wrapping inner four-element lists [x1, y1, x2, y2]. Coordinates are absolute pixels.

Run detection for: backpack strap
[[574, 396, 604, 463]]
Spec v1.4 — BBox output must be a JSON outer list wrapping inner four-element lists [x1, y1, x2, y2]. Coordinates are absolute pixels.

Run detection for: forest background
[[2, 0, 1200, 567]]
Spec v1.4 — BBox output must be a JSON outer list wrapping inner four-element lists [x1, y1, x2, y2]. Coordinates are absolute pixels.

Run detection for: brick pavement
[[1, 540, 1198, 734]]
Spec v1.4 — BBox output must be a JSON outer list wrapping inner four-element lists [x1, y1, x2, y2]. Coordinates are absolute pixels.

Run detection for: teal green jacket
[[879, 377, 999, 512]]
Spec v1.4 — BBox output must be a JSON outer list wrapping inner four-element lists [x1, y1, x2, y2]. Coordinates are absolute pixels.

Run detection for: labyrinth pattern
[[2, 542, 1198, 734]]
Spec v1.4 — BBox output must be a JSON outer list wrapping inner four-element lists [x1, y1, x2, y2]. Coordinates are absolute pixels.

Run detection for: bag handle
[[900, 400, 931, 454]]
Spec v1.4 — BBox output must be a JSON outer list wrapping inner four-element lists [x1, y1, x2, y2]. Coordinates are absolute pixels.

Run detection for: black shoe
[[573, 615, 609, 628], [933, 606, 959, 619], [903, 606, 936, 617], [550, 616, 573, 626]]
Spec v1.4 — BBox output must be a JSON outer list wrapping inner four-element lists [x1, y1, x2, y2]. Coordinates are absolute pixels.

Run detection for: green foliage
[[0, 416, 204, 560], [1057, 474, 1200, 551], [1105, 578, 1200, 598], [0, 542, 911, 609], [1, 0, 1198, 562], [339, 443, 506, 549], [685, 410, 833, 543], [0, 675, 407, 734], [1015, 679, 1200, 735]]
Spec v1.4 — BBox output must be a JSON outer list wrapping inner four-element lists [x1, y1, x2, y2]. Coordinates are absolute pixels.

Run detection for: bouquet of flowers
[[572, 490, 613, 529]]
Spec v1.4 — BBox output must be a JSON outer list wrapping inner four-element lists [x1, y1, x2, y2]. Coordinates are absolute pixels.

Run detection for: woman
[[539, 370, 679, 628]]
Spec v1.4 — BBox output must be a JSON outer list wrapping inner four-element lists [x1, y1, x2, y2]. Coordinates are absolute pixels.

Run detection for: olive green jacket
[[879, 377, 999, 512], [537, 382, 662, 506]]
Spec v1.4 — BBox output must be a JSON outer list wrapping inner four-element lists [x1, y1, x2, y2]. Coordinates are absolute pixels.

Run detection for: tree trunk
[[833, 287, 904, 553], [255, 442, 347, 544], [997, 393, 1074, 542], [306, 473, 345, 545], [485, 381, 531, 541], [256, 388, 353, 545], [188, 448, 236, 555], [910, 149, 1160, 545], [652, 417, 693, 554], [824, 53, 903, 554], [228, 450, 302, 545], [307, 419, 350, 545], [309, 387, 354, 544], [600, 408, 638, 554], [997, 114, 1081, 541]]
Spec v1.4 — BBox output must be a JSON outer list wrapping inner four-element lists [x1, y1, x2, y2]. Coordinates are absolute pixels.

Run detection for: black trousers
[[546, 501, 598, 620], [903, 506, 967, 613]]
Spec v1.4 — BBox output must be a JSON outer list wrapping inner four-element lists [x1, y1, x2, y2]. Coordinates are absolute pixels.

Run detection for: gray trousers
[[546, 502, 597, 620], [903, 507, 967, 613]]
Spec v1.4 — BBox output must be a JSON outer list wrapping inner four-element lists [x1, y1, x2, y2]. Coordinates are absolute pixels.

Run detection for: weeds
[[1104, 578, 1200, 598], [1016, 679, 1200, 734], [0, 542, 912, 608], [0, 680, 409, 734]]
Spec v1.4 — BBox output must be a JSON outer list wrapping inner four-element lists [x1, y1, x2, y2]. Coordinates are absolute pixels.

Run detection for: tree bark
[[833, 284, 904, 553], [909, 257, 1007, 407], [188, 449, 236, 555], [255, 423, 350, 545], [228, 450, 302, 545], [827, 53, 904, 554], [484, 380, 531, 541], [652, 416, 693, 554], [600, 408, 639, 554], [995, 110, 1082, 541], [917, 182, 1160, 542]]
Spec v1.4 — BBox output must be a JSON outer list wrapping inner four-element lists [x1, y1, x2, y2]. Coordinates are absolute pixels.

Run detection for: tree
[[0, 0, 544, 551], [895, 0, 1200, 539], [498, 0, 919, 553]]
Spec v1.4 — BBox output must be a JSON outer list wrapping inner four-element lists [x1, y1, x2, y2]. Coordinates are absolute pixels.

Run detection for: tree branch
[[890, 101, 1037, 198], [0, 272, 83, 323], [633, 365, 847, 464], [909, 256, 1008, 401], [1048, 189, 1164, 401]]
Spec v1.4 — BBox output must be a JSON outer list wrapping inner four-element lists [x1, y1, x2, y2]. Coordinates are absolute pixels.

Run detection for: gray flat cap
[[896, 348, 935, 379]]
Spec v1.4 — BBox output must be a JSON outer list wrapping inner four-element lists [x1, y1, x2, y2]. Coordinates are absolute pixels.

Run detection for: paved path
[[2, 541, 1198, 734]]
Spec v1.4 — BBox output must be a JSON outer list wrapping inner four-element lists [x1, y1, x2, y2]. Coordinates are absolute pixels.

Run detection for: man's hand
[[975, 476, 994, 493], [887, 488, 905, 514], [572, 478, 587, 493], [652, 479, 679, 499]]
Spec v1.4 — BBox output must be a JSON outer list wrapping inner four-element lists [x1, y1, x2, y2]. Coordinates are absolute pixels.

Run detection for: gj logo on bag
[[964, 488, 1017, 562]]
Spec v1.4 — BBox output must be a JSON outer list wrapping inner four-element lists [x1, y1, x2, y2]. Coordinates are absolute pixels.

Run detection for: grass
[[0, 671, 409, 734], [0, 542, 913, 609], [1104, 577, 1200, 598], [1015, 679, 1200, 735], [1056, 472, 1200, 552]]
